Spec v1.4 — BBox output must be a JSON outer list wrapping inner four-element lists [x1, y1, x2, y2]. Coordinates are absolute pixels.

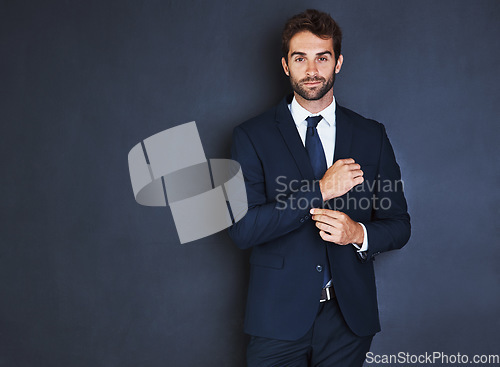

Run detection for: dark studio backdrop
[[1, 0, 499, 366]]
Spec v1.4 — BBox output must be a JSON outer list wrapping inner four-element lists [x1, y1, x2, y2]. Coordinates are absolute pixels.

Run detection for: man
[[228, 9, 410, 367]]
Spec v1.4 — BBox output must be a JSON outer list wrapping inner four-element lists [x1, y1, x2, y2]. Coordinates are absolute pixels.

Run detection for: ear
[[335, 54, 343, 74], [281, 57, 290, 76]]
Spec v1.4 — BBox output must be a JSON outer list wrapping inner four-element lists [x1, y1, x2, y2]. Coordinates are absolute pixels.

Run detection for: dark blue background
[[1, 1, 499, 366]]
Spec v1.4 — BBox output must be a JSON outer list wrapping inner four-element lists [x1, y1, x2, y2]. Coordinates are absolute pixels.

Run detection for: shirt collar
[[289, 95, 336, 127]]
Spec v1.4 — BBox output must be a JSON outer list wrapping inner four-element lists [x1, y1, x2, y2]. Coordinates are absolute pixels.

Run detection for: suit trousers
[[246, 298, 373, 367]]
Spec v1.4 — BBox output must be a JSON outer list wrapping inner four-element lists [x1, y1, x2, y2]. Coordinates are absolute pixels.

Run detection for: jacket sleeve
[[227, 125, 323, 249], [362, 124, 411, 262]]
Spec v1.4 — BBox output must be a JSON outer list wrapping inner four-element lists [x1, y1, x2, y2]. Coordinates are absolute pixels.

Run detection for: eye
[[318, 57, 328, 62], [295, 57, 304, 62]]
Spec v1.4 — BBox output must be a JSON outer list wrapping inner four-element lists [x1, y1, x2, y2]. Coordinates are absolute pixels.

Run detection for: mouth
[[302, 80, 323, 86]]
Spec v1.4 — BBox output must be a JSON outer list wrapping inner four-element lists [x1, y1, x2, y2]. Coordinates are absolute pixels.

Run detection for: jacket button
[[300, 218, 305, 223], [316, 265, 323, 272]]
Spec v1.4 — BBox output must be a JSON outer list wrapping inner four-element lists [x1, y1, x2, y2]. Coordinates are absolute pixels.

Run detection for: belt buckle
[[320, 287, 331, 303]]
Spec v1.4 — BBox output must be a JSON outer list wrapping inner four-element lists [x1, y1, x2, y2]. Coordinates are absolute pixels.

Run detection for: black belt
[[320, 286, 335, 302]]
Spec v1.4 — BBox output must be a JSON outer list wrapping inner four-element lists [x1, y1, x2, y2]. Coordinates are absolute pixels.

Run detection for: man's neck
[[293, 89, 334, 114]]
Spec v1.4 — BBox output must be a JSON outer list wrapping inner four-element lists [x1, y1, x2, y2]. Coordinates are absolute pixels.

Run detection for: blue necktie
[[305, 116, 327, 180], [305, 115, 331, 287]]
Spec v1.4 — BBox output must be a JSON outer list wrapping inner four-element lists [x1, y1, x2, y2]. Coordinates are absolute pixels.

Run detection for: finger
[[310, 208, 342, 217], [336, 158, 355, 165], [312, 215, 332, 226], [316, 222, 344, 238], [351, 169, 364, 178], [315, 221, 333, 232], [315, 219, 343, 230], [319, 230, 345, 244], [353, 176, 364, 186], [313, 216, 343, 229], [314, 211, 350, 225], [346, 163, 361, 171], [319, 230, 336, 242]]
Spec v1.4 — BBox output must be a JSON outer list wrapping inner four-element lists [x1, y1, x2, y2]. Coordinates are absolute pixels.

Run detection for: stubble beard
[[290, 72, 335, 101]]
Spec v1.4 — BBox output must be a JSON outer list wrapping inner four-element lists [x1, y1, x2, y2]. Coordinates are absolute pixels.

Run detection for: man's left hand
[[310, 209, 364, 246]]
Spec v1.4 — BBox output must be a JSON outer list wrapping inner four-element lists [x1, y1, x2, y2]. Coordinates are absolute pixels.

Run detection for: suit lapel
[[275, 96, 316, 180], [333, 103, 353, 161]]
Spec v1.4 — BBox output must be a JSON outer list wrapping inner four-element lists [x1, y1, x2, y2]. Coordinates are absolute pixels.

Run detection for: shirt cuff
[[351, 222, 369, 252]]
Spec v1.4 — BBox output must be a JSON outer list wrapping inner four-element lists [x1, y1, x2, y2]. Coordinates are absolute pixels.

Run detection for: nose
[[305, 60, 318, 77]]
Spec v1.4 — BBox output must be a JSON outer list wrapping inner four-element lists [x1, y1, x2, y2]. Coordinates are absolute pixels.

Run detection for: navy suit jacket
[[228, 94, 410, 340]]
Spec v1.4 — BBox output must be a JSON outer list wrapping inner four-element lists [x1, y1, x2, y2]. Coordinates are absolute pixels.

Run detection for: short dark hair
[[282, 9, 342, 63]]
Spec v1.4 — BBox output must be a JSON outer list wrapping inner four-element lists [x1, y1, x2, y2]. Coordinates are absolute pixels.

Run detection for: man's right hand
[[319, 158, 364, 201]]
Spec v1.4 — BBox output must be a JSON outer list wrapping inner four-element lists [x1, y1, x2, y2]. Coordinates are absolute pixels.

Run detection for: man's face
[[282, 31, 343, 101]]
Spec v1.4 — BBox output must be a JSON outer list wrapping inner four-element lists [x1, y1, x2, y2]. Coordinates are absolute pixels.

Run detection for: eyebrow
[[290, 51, 332, 57]]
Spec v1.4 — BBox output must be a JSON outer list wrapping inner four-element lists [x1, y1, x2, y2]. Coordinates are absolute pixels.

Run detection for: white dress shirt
[[288, 96, 369, 253]]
